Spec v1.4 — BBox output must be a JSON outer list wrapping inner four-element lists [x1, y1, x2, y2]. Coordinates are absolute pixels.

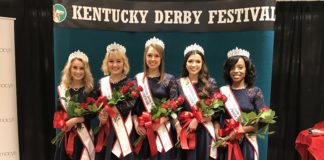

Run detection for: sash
[[58, 85, 95, 160], [220, 85, 259, 160], [136, 73, 173, 153], [180, 77, 217, 159], [100, 76, 133, 158]]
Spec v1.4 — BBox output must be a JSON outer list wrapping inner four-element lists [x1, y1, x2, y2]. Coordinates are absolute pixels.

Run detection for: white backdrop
[[0, 17, 20, 160]]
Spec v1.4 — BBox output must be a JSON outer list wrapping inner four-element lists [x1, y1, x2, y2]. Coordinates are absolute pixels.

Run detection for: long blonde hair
[[60, 52, 94, 93]]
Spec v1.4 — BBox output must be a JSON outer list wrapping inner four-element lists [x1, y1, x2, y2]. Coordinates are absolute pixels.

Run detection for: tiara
[[106, 42, 126, 54], [227, 47, 250, 58], [68, 50, 88, 62], [145, 36, 165, 49], [184, 43, 204, 56]]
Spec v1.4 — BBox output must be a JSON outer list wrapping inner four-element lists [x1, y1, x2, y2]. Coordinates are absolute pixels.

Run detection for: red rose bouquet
[[133, 96, 184, 155], [215, 106, 276, 148], [51, 93, 106, 146], [195, 91, 227, 120]]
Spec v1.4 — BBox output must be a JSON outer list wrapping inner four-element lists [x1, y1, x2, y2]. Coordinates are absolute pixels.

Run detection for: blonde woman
[[95, 42, 135, 160], [54, 50, 96, 160]]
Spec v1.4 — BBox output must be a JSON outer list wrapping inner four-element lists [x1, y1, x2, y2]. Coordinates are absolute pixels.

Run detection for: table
[[295, 121, 324, 160]]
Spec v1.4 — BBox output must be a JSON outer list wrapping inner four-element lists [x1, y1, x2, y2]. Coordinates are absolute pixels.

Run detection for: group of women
[[53, 36, 266, 160]]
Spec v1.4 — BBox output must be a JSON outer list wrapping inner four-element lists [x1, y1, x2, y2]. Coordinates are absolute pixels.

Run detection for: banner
[[0, 17, 20, 160], [53, 1, 274, 159], [53, 0, 275, 32]]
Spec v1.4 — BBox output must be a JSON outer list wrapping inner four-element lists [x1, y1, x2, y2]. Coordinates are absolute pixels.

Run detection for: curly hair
[[143, 44, 165, 83], [101, 49, 130, 76], [223, 56, 256, 87], [181, 51, 212, 97], [60, 57, 94, 93]]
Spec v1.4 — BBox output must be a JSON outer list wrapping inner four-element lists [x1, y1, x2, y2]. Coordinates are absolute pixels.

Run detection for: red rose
[[162, 103, 169, 109], [221, 95, 227, 102], [176, 96, 184, 105], [104, 105, 116, 118], [205, 98, 212, 106], [137, 86, 143, 92], [261, 106, 269, 112], [86, 97, 95, 104], [213, 92, 222, 99], [168, 100, 178, 110], [131, 91, 138, 98], [120, 86, 129, 94], [80, 103, 88, 110], [127, 81, 135, 87]]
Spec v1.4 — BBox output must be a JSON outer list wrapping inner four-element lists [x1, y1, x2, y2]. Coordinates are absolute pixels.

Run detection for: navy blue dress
[[95, 76, 135, 160], [54, 87, 96, 160], [218, 86, 265, 160], [177, 78, 219, 160], [132, 73, 179, 160]]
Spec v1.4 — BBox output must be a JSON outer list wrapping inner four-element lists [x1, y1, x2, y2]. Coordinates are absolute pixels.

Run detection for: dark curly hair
[[223, 56, 256, 87], [181, 50, 212, 97]]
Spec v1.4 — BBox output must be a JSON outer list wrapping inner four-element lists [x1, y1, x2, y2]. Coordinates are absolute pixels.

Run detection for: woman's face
[[70, 59, 85, 81], [108, 53, 124, 76], [229, 57, 246, 84], [186, 53, 202, 76], [145, 46, 161, 70]]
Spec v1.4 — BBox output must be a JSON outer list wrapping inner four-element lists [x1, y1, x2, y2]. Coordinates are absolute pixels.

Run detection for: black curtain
[[269, 2, 324, 160], [0, 0, 55, 159]]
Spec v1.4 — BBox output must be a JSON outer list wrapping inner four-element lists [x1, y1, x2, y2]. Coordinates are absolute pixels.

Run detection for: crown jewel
[[184, 43, 204, 56], [106, 42, 126, 54], [145, 36, 165, 49], [227, 47, 250, 58], [68, 50, 88, 62]]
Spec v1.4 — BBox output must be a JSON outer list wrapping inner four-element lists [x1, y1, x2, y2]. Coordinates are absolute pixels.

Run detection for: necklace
[[72, 87, 80, 91]]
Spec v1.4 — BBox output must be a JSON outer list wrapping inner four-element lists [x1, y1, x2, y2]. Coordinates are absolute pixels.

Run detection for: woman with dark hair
[[177, 43, 219, 160], [132, 37, 179, 160], [217, 47, 266, 160]]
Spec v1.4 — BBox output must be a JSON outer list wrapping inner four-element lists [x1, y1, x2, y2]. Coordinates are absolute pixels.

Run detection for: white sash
[[180, 77, 217, 159], [57, 85, 95, 160], [136, 73, 173, 152], [220, 85, 259, 160], [100, 76, 133, 158]]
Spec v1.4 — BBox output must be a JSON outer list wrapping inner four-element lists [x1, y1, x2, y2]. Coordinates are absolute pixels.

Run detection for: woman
[[132, 37, 179, 160], [177, 43, 219, 160], [217, 47, 266, 160], [54, 50, 96, 160], [95, 42, 135, 160]]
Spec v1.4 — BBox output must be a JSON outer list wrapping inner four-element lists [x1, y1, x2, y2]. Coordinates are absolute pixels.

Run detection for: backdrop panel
[[53, 1, 275, 159], [0, 17, 20, 160]]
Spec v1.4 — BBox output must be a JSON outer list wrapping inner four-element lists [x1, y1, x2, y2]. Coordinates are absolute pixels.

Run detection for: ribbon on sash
[[58, 85, 95, 160], [136, 73, 173, 153], [99, 76, 133, 158], [178, 111, 196, 150], [179, 77, 217, 159], [220, 85, 259, 160], [133, 112, 158, 156]]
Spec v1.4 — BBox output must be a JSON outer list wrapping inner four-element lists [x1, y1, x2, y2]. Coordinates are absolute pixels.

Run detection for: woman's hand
[[175, 122, 182, 140], [188, 118, 198, 132], [65, 117, 84, 128], [98, 110, 108, 125], [153, 117, 169, 131], [203, 116, 211, 123], [133, 116, 146, 136]]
